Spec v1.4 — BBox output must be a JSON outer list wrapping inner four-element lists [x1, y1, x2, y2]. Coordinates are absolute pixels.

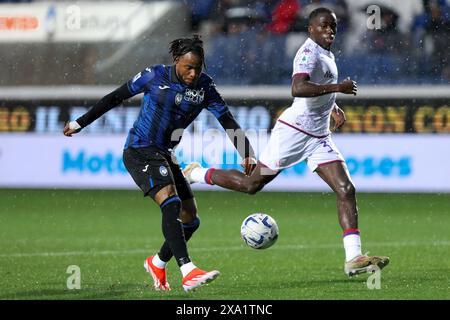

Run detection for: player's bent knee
[[337, 182, 356, 199], [183, 216, 200, 232], [154, 185, 177, 205], [180, 208, 198, 223], [181, 199, 197, 222]]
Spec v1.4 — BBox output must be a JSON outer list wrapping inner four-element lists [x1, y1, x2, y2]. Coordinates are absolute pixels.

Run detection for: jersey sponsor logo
[[324, 70, 335, 79], [184, 88, 205, 105], [175, 93, 183, 105], [159, 166, 168, 176], [159, 85, 170, 90], [142, 164, 149, 172]]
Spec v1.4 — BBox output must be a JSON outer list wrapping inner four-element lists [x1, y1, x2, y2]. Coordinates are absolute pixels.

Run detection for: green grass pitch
[[0, 189, 449, 300]]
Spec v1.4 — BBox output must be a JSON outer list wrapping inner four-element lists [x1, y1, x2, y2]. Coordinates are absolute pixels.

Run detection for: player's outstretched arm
[[292, 75, 357, 97], [62, 83, 134, 137]]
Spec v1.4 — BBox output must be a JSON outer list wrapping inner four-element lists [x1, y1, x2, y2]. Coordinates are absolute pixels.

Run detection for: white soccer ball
[[240, 213, 279, 249]]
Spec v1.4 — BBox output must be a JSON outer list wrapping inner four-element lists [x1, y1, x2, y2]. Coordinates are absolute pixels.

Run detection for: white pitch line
[[0, 241, 449, 258]]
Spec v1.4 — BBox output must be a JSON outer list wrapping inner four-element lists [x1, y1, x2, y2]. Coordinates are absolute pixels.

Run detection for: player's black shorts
[[123, 146, 194, 200]]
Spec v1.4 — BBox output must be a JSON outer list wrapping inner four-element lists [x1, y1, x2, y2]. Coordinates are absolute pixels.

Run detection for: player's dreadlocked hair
[[309, 7, 334, 23], [169, 35, 205, 68]]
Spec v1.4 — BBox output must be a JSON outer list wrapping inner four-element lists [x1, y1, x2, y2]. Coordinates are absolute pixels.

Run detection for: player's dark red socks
[[343, 228, 360, 237], [205, 168, 216, 185]]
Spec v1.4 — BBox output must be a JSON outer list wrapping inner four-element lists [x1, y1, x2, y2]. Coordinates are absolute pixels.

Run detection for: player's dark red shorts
[[123, 146, 194, 200]]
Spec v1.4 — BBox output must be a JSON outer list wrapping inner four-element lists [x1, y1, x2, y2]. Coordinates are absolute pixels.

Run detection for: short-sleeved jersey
[[124, 64, 229, 152], [280, 37, 338, 137]]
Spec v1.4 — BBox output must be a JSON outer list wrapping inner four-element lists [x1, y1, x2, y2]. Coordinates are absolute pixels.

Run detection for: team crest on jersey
[[184, 88, 205, 104], [159, 166, 168, 177], [175, 93, 183, 105]]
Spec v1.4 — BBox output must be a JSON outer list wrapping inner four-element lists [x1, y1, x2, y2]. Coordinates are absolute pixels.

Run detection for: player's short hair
[[169, 35, 205, 68], [309, 7, 335, 24]]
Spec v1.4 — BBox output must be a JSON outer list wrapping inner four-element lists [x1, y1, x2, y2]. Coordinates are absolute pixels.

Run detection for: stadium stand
[[0, 0, 449, 85], [198, 0, 450, 85]]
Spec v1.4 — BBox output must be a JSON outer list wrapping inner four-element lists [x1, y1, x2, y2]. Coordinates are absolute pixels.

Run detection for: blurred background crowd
[[1, 0, 449, 86]]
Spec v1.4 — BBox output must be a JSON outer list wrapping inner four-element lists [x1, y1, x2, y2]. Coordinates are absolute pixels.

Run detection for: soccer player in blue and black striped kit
[[64, 36, 257, 292]]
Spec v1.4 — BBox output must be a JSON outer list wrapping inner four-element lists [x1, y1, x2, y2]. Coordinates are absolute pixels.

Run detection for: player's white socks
[[152, 254, 167, 269], [191, 167, 210, 184], [343, 229, 362, 262], [180, 262, 196, 277]]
